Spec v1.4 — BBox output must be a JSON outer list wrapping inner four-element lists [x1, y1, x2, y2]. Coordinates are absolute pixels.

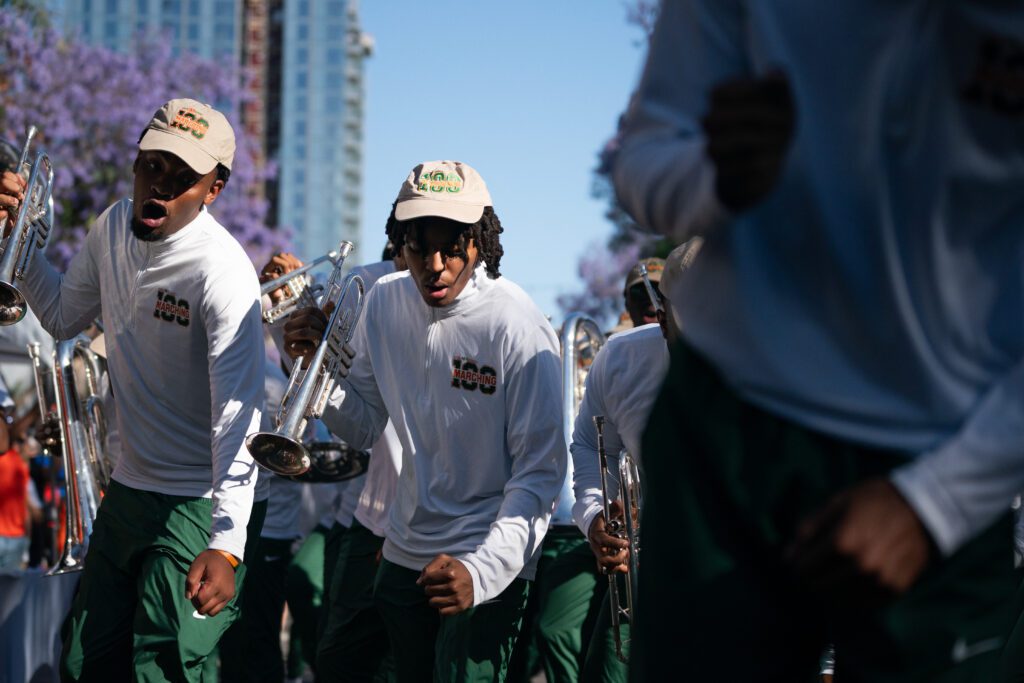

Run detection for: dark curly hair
[[385, 203, 504, 278]]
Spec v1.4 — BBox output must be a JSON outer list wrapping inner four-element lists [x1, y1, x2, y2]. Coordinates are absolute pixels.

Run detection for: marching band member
[[0, 307, 52, 402], [315, 419, 403, 680], [315, 250, 405, 681], [612, 2, 1024, 680], [0, 99, 265, 681], [220, 359, 299, 683], [509, 256, 667, 683], [0, 142, 53, 408], [285, 476, 342, 681], [621, 258, 664, 329], [283, 160, 566, 681], [569, 248, 686, 680], [261, 245, 406, 681], [317, 450, 370, 645]]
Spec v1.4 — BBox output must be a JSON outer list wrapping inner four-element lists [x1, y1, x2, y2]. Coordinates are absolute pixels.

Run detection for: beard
[[130, 216, 161, 242]]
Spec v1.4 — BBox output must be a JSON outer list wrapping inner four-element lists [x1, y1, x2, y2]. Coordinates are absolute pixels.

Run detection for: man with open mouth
[[283, 160, 567, 681], [0, 98, 266, 682]]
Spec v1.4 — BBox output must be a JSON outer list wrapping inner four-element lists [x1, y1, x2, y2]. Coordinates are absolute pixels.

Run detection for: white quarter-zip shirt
[[320, 264, 566, 605], [613, 0, 1024, 555], [353, 421, 402, 538], [23, 199, 264, 559], [570, 324, 670, 537], [344, 260, 403, 539]]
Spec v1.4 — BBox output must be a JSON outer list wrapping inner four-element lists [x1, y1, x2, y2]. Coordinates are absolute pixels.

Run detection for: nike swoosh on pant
[[951, 636, 1003, 663]]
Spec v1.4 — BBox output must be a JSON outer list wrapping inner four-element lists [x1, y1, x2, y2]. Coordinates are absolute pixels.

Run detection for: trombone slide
[[593, 414, 641, 664]]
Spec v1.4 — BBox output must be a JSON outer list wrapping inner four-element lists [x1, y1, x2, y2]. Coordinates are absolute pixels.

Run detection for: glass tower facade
[[275, 0, 368, 259], [62, 0, 241, 61], [59, 0, 368, 260]]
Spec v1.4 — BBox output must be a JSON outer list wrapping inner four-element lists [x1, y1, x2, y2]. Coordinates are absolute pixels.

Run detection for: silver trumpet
[[0, 126, 54, 325], [29, 336, 112, 575], [594, 414, 642, 664], [261, 241, 354, 324], [246, 262, 366, 475]]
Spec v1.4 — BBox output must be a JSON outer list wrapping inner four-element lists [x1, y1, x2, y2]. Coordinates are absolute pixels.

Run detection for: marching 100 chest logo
[[451, 356, 496, 395], [153, 289, 190, 327]]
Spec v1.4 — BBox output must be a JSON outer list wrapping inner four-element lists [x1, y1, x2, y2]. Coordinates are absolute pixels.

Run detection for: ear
[[393, 252, 408, 272], [464, 234, 479, 260], [204, 178, 225, 206]]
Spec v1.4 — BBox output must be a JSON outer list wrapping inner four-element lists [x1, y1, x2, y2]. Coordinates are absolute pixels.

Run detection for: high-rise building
[[59, 0, 371, 261], [271, 0, 371, 259], [62, 0, 242, 61], [240, 0, 268, 188]]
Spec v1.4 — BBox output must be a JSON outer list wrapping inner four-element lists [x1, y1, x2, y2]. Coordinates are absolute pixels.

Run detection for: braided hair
[[385, 203, 504, 278]]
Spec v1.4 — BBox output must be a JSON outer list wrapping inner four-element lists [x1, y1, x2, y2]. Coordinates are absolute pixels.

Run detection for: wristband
[[213, 549, 240, 569]]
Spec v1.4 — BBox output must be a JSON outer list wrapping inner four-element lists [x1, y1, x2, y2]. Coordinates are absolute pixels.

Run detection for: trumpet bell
[[287, 441, 369, 483], [246, 431, 311, 476], [47, 548, 85, 575], [0, 281, 27, 325]]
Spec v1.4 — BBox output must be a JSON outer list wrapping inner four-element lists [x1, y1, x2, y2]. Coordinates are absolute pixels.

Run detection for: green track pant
[[60, 480, 267, 683], [998, 576, 1024, 682], [318, 522, 349, 644], [284, 523, 329, 679], [631, 341, 1021, 683], [219, 536, 295, 683], [374, 559, 529, 682], [581, 576, 627, 683], [316, 519, 392, 682], [508, 527, 603, 683]]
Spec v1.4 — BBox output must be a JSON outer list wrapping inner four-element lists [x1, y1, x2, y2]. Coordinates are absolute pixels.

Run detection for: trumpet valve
[[38, 414, 61, 449]]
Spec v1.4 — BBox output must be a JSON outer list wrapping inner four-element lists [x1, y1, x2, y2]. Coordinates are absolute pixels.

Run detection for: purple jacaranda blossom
[[0, 8, 290, 270]]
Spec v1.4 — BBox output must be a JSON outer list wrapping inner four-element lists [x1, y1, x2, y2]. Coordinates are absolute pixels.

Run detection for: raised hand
[[259, 252, 305, 304], [702, 71, 796, 212]]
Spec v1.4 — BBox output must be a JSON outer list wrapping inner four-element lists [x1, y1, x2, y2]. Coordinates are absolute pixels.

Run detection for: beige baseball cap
[[394, 161, 492, 224], [624, 257, 665, 292], [138, 98, 236, 174], [659, 238, 704, 302]]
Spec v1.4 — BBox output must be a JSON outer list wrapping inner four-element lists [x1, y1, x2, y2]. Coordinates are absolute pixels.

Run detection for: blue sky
[[359, 2, 648, 320]]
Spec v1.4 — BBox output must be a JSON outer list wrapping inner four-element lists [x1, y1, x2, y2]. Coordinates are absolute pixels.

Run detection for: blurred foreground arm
[[613, 0, 795, 239]]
